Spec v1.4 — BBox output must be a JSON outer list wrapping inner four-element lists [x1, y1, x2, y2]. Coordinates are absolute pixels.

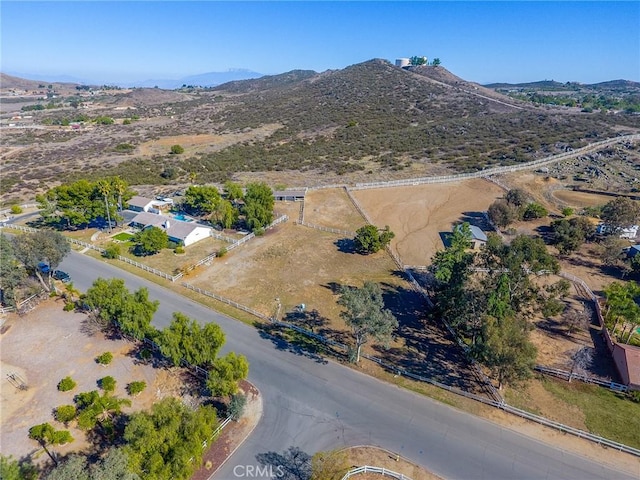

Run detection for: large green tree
[[124, 398, 217, 480], [157, 312, 226, 368], [155, 312, 249, 396], [0, 455, 37, 480], [12, 230, 70, 291], [353, 224, 395, 254], [83, 278, 158, 339], [550, 216, 595, 254], [0, 234, 27, 307], [211, 199, 237, 229], [243, 182, 274, 230], [604, 281, 640, 343], [601, 197, 640, 233], [337, 281, 398, 362], [132, 227, 168, 256], [36, 177, 130, 229], [475, 315, 537, 389], [206, 351, 249, 397], [44, 448, 138, 480], [223, 181, 244, 203], [431, 233, 559, 387], [182, 185, 221, 216]]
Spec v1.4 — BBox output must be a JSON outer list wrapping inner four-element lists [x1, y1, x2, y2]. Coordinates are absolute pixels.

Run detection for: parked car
[[53, 270, 71, 283], [37, 261, 50, 274]]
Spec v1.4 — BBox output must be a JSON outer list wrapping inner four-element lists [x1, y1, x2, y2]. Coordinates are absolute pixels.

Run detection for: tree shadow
[[322, 282, 343, 295], [535, 224, 555, 244], [256, 323, 330, 364], [282, 308, 327, 333], [371, 281, 491, 395], [334, 237, 357, 254], [256, 446, 312, 480], [439, 231, 452, 248], [459, 211, 493, 231]]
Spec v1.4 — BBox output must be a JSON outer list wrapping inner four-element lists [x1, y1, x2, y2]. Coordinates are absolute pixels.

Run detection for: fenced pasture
[[302, 188, 367, 231], [351, 179, 504, 266], [189, 214, 490, 396]]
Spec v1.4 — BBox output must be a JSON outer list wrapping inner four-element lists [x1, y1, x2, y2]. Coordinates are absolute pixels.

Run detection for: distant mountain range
[[484, 79, 640, 92], [2, 69, 264, 89]]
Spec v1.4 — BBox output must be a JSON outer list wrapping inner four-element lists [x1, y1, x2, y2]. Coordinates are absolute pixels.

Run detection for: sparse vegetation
[[170, 144, 184, 155], [96, 351, 113, 365], [57, 376, 77, 392], [127, 381, 147, 396]]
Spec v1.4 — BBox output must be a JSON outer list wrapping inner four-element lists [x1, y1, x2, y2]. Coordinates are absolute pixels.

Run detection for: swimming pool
[[173, 213, 192, 222]]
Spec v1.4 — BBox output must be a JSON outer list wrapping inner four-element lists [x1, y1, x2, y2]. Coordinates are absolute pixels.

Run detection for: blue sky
[[2, 1, 639, 85]]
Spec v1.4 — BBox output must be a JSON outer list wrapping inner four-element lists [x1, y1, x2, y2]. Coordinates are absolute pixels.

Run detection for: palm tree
[[77, 392, 131, 431], [110, 176, 127, 212], [96, 180, 113, 232]]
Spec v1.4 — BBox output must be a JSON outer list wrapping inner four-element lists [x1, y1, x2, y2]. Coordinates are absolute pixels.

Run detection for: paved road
[[59, 251, 638, 480]]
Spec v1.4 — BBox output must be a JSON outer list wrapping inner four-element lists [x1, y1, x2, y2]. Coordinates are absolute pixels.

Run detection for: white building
[[130, 212, 211, 247]]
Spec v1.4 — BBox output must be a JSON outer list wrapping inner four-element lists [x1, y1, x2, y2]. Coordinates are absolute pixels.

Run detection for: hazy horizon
[[2, 1, 638, 86]]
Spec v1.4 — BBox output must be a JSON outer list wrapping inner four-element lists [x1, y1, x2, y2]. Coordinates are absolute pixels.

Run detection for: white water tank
[[395, 58, 410, 68]]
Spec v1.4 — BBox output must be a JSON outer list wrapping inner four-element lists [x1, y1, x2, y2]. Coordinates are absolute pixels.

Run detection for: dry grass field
[[302, 188, 368, 231], [189, 200, 488, 394], [351, 179, 504, 266]]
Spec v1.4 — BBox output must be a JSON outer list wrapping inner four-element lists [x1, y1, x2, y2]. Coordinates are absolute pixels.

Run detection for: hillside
[[0, 72, 80, 91], [2, 59, 640, 202]]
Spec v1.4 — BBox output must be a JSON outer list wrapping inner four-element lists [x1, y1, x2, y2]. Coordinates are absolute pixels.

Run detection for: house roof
[[628, 245, 640, 257], [613, 343, 640, 387], [456, 224, 487, 242], [469, 225, 488, 242], [273, 189, 307, 198], [130, 212, 209, 241], [127, 195, 155, 209]]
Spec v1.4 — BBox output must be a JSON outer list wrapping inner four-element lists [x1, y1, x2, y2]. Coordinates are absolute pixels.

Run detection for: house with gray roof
[[455, 223, 487, 250], [130, 212, 211, 247]]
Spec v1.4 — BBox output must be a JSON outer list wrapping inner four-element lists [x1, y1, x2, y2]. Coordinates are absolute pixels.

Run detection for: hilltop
[[1, 59, 639, 202]]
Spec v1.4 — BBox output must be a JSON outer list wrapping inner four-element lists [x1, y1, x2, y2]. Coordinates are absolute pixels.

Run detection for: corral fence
[[297, 220, 355, 237], [534, 365, 628, 392], [350, 134, 640, 191], [341, 466, 412, 480], [557, 271, 617, 353]]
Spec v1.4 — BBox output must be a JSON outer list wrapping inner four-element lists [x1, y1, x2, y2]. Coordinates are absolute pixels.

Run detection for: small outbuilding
[[596, 223, 639, 240], [126, 196, 157, 213], [273, 189, 307, 202], [456, 224, 487, 250], [612, 343, 640, 391]]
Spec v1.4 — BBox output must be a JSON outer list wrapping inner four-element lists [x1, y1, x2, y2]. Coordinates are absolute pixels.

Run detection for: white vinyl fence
[[350, 134, 640, 190], [341, 465, 412, 480]]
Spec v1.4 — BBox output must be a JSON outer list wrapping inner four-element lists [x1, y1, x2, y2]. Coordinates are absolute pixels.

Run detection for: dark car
[[37, 261, 50, 274], [53, 270, 71, 283]]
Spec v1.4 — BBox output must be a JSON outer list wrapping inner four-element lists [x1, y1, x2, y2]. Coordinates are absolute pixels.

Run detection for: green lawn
[[113, 232, 134, 241], [541, 377, 640, 448]]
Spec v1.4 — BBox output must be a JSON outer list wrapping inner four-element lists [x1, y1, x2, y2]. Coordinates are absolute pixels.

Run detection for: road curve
[[59, 251, 638, 480]]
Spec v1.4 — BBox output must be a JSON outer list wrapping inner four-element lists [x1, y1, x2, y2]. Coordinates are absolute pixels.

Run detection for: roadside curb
[[206, 381, 263, 480]]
